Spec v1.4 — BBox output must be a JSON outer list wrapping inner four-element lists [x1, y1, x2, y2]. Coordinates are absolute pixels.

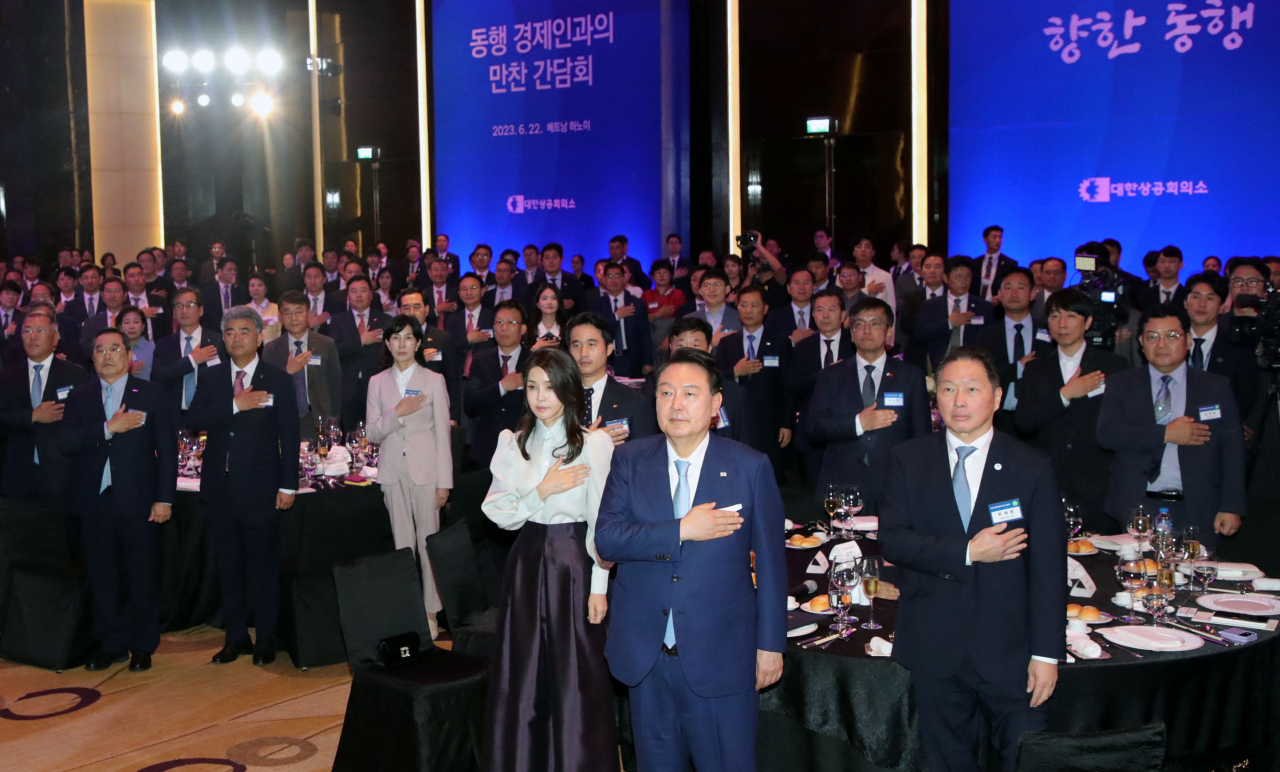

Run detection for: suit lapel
[[693, 436, 727, 507], [86, 378, 107, 424], [928, 432, 967, 535], [643, 440, 674, 521], [970, 432, 1009, 536]]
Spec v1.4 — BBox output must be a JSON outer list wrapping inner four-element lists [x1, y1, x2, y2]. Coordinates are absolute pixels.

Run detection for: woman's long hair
[[526, 282, 568, 344], [379, 313, 425, 369], [515, 347, 586, 464]]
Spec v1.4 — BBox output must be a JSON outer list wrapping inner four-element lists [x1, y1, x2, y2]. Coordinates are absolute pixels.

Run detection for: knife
[[1165, 620, 1230, 645], [1206, 587, 1276, 599], [1092, 634, 1144, 658], [802, 633, 842, 649]]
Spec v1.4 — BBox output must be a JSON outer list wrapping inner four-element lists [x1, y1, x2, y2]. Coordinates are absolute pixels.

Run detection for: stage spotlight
[[224, 47, 251, 74], [197, 94, 210, 107], [230, 93, 245, 107], [250, 92, 274, 117], [161, 50, 188, 73], [191, 50, 216, 73], [256, 49, 283, 76], [171, 100, 185, 115]]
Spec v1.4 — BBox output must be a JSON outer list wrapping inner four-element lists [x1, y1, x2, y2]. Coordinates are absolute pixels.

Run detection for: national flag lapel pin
[[720, 471, 728, 477]]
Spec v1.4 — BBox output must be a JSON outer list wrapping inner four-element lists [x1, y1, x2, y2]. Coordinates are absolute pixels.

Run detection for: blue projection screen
[[949, 2, 1279, 272], [432, 0, 687, 266]]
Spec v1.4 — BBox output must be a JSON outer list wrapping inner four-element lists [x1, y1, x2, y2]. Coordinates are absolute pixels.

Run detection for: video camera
[[1229, 286, 1280, 371], [1074, 251, 1129, 350]]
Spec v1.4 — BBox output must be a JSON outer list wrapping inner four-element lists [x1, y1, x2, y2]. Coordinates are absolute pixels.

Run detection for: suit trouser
[[82, 489, 162, 655], [629, 651, 759, 772], [382, 478, 443, 614], [910, 662, 1047, 772], [208, 493, 281, 645]]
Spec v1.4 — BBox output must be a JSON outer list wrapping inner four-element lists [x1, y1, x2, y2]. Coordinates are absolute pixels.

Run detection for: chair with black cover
[[425, 521, 498, 657], [1015, 722, 1167, 772], [0, 499, 94, 671], [332, 548, 489, 772]]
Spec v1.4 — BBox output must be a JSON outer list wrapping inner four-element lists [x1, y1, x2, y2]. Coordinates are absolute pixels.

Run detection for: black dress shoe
[[129, 652, 152, 672], [211, 640, 253, 665], [252, 638, 276, 667], [84, 651, 128, 671]]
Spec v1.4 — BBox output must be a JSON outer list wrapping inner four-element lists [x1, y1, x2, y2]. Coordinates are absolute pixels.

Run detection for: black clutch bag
[[376, 631, 421, 667]]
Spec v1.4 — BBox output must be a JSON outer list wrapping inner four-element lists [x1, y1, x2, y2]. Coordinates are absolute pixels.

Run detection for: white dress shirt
[[1057, 344, 1086, 407], [1190, 324, 1218, 368], [667, 431, 711, 525], [496, 345, 524, 395], [818, 333, 842, 369], [1002, 314, 1033, 410], [705, 303, 727, 332], [306, 292, 326, 316], [493, 284, 513, 303], [82, 292, 101, 316], [978, 253, 1001, 297], [287, 331, 310, 404], [863, 263, 897, 311], [1148, 362, 1187, 493], [482, 418, 615, 593], [853, 351, 887, 436], [28, 354, 53, 399], [537, 321, 561, 339], [924, 285, 945, 301], [791, 302, 811, 331], [393, 361, 419, 399], [946, 292, 971, 324], [584, 374, 608, 423]]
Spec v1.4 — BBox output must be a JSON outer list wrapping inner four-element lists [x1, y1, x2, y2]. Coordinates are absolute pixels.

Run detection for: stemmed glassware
[[1064, 501, 1084, 541], [1143, 578, 1170, 625], [1118, 557, 1149, 624], [1128, 506, 1153, 552], [828, 559, 860, 634], [1193, 550, 1218, 596], [841, 486, 865, 540], [859, 557, 882, 630], [822, 483, 841, 530]]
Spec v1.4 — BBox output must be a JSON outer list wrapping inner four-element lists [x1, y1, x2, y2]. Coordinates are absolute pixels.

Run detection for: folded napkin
[[1254, 577, 1280, 591], [1067, 634, 1102, 659], [1214, 562, 1261, 579], [361, 466, 378, 479], [784, 519, 794, 531], [806, 550, 830, 575], [868, 636, 893, 657], [1107, 626, 1184, 650], [850, 516, 878, 531], [1067, 557, 1097, 598], [1091, 534, 1139, 552]]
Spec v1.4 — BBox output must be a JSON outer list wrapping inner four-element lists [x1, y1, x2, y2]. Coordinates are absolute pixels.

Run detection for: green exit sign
[[806, 117, 834, 134], [357, 146, 378, 159]]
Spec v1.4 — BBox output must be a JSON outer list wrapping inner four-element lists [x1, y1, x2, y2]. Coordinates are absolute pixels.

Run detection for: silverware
[[819, 627, 857, 650], [802, 633, 841, 649], [1092, 634, 1144, 658], [1166, 620, 1230, 646], [794, 634, 822, 646]]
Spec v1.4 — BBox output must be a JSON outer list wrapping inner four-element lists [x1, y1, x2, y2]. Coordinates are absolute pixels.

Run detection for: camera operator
[[739, 230, 789, 310]]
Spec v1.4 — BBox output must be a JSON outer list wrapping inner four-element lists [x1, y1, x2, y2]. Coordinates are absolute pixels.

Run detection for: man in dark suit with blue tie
[[976, 268, 1056, 435], [912, 257, 994, 371], [808, 297, 931, 509], [186, 306, 300, 666], [787, 291, 856, 488], [648, 317, 753, 444], [596, 346, 787, 772], [1097, 304, 1245, 549], [714, 284, 792, 475], [61, 326, 177, 672], [590, 262, 653, 378], [464, 299, 530, 468], [326, 275, 389, 430], [880, 346, 1066, 772], [153, 287, 227, 427]]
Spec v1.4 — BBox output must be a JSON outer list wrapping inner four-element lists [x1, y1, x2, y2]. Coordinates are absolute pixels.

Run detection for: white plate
[[786, 534, 831, 550], [1100, 625, 1204, 652], [787, 623, 819, 638], [1067, 547, 1100, 556], [1196, 593, 1280, 616], [1067, 609, 1115, 623], [800, 600, 835, 615]]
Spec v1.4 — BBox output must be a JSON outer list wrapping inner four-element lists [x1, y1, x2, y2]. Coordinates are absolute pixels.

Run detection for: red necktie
[[357, 313, 367, 335], [501, 354, 511, 377], [464, 312, 476, 377]]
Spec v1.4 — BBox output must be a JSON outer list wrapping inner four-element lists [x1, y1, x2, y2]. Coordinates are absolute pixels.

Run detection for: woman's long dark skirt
[[480, 521, 618, 772]]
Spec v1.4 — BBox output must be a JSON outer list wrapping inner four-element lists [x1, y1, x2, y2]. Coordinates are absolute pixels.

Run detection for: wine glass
[[1194, 552, 1218, 596], [843, 486, 865, 540], [1118, 558, 1149, 624], [1128, 506, 1153, 552], [1143, 579, 1170, 625], [822, 483, 841, 526], [859, 557, 882, 630], [828, 560, 860, 634], [1064, 503, 1084, 541], [328, 417, 344, 446]]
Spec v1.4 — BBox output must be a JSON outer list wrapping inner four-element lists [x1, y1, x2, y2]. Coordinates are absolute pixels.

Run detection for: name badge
[[1036, 330, 1052, 343], [648, 302, 659, 309], [968, 316, 986, 326], [1198, 404, 1222, 421], [883, 392, 905, 407], [132, 410, 147, 425], [989, 499, 1024, 524], [404, 389, 423, 398], [716, 406, 731, 428], [431, 350, 444, 362], [605, 418, 630, 432], [263, 317, 278, 326], [262, 393, 275, 407], [763, 356, 780, 367], [308, 355, 322, 366], [1087, 383, 1106, 398], [56, 386, 72, 400], [206, 356, 221, 367]]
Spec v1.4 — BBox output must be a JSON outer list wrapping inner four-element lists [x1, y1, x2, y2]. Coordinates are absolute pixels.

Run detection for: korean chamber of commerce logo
[[507, 195, 578, 213], [1079, 177, 1209, 202]]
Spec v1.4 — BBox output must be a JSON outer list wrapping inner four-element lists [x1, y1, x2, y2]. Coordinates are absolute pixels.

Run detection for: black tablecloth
[[160, 485, 392, 633], [759, 531, 1280, 772]]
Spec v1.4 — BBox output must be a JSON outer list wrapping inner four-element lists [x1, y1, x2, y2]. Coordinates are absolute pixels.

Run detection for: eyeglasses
[[93, 345, 126, 356], [701, 281, 725, 289], [851, 319, 886, 330], [1142, 331, 1184, 343], [494, 319, 522, 328], [173, 302, 200, 310], [1229, 277, 1265, 288]]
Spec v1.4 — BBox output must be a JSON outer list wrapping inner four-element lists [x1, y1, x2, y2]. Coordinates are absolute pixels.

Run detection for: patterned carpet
[[0, 626, 374, 772]]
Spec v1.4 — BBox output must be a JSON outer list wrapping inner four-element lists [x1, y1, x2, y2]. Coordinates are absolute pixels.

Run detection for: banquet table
[[756, 531, 1280, 772]]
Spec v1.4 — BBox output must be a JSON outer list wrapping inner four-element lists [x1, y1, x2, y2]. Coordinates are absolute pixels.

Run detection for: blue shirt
[[1148, 362, 1187, 493]]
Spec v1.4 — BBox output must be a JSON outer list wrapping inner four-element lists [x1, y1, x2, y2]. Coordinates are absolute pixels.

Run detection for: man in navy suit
[[974, 225, 1019, 303], [880, 346, 1066, 772], [786, 291, 856, 488], [912, 257, 994, 371], [397, 287, 462, 420], [61, 326, 177, 672], [567, 312, 659, 444], [607, 234, 652, 291], [444, 273, 496, 378], [422, 258, 460, 328], [531, 242, 585, 311], [976, 268, 1056, 436], [464, 299, 530, 467], [714, 284, 792, 475], [327, 275, 389, 430], [152, 287, 227, 426], [1182, 271, 1263, 422], [589, 262, 653, 378], [808, 297, 931, 509], [1134, 246, 1189, 311], [1097, 303, 1245, 548], [187, 306, 299, 666], [482, 259, 526, 308], [661, 233, 695, 297], [200, 258, 249, 326], [763, 267, 819, 345], [596, 346, 786, 772]]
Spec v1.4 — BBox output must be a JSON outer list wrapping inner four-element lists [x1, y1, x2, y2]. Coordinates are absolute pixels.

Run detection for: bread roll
[[1077, 539, 1095, 552], [808, 595, 830, 612], [1067, 541, 1080, 554], [789, 534, 806, 546], [1067, 604, 1082, 618], [1078, 606, 1102, 622], [801, 536, 823, 548]]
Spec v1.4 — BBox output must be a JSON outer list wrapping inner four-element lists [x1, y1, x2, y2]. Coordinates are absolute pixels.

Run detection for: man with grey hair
[[187, 305, 300, 667]]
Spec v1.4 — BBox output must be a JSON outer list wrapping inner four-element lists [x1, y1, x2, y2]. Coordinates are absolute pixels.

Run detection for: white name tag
[[763, 356, 780, 367], [884, 392, 905, 407], [262, 394, 274, 407], [605, 418, 630, 432], [717, 406, 731, 428], [56, 386, 72, 400], [263, 317, 278, 326], [968, 316, 985, 326], [1036, 330, 1052, 343], [431, 351, 444, 362], [989, 499, 1024, 524], [132, 410, 147, 425], [308, 354, 322, 366], [206, 356, 221, 367], [648, 302, 659, 309], [1199, 404, 1222, 421], [1087, 382, 1106, 398], [404, 389, 423, 398]]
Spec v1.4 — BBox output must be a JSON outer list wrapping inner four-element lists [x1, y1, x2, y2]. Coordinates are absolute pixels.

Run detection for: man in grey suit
[[685, 268, 740, 351], [263, 291, 342, 445]]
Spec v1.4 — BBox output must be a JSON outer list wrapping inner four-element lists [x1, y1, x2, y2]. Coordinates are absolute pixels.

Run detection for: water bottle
[[1155, 508, 1173, 535]]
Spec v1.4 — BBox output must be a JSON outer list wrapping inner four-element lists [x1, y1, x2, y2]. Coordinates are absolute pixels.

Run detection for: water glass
[[1193, 554, 1218, 595], [842, 486, 865, 540], [1143, 579, 1170, 625], [829, 560, 860, 633], [1119, 559, 1148, 624]]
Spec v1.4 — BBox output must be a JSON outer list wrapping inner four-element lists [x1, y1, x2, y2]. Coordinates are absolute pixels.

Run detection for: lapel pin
[[994, 463, 1003, 471], [720, 471, 728, 477]]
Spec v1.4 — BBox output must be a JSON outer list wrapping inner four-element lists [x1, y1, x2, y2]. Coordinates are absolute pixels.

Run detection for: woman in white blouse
[[480, 347, 618, 772], [366, 315, 453, 635], [530, 282, 567, 351]]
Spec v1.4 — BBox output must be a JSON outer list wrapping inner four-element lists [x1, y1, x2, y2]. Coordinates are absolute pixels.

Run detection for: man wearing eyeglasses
[[1224, 256, 1270, 319], [153, 288, 227, 427], [1097, 303, 1245, 549]]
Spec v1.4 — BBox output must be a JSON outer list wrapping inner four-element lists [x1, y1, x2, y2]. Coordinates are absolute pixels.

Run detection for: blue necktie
[[101, 382, 113, 492], [293, 340, 309, 416], [953, 445, 977, 532], [182, 335, 196, 409], [30, 363, 43, 463], [746, 334, 757, 361], [665, 459, 691, 648]]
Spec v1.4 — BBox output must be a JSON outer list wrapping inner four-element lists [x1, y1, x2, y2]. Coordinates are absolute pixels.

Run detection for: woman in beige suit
[[366, 314, 453, 635]]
